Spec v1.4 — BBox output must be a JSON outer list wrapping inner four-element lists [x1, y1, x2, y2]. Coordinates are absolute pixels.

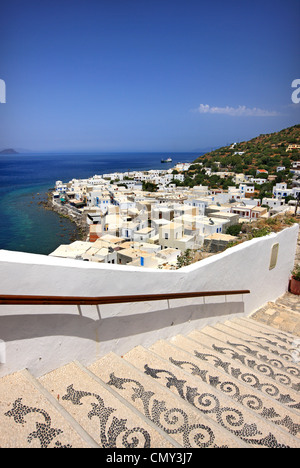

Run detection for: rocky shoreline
[[41, 191, 89, 242]]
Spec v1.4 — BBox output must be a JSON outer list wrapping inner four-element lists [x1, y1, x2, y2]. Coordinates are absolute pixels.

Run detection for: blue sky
[[0, 0, 299, 152]]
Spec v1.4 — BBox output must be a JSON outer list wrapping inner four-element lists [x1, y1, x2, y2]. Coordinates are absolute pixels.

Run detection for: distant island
[[0, 148, 19, 154]]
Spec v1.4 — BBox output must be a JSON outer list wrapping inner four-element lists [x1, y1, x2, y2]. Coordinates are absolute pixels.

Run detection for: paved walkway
[[251, 223, 300, 336], [251, 292, 300, 336]]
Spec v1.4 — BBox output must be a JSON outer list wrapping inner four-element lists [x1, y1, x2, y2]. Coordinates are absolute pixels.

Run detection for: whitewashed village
[[50, 153, 300, 269]]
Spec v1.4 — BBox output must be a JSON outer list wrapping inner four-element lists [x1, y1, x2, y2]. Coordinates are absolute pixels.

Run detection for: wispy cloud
[[193, 104, 279, 117]]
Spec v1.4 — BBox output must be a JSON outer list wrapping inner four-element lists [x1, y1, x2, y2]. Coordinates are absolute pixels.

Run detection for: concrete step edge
[[22, 368, 100, 448], [75, 360, 181, 448]]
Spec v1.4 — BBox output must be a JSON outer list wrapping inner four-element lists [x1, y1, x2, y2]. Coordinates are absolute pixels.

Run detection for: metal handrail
[[0, 290, 250, 306]]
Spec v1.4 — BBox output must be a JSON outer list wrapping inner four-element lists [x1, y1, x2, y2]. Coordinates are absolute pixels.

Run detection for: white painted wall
[[0, 224, 298, 378]]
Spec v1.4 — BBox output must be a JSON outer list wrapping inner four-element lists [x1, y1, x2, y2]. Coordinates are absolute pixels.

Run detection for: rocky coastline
[[41, 191, 89, 242]]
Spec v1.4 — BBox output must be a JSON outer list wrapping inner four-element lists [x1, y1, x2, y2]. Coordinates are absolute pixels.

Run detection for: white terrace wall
[[0, 223, 298, 378]]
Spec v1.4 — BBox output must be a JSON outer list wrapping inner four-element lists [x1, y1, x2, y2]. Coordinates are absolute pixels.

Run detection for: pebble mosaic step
[[189, 329, 300, 393], [1, 316, 300, 448], [149, 339, 300, 440], [208, 322, 300, 375], [201, 324, 300, 382], [237, 318, 300, 354], [123, 345, 300, 448], [0, 369, 92, 448], [169, 334, 300, 413], [226, 318, 300, 363], [88, 352, 247, 448], [38, 361, 175, 448], [237, 317, 298, 337]]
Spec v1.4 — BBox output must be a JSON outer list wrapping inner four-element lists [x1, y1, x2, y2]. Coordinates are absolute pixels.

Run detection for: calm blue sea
[[0, 152, 199, 255]]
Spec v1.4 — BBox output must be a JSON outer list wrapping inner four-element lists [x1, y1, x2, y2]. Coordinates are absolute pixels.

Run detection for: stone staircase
[[1, 316, 300, 448]]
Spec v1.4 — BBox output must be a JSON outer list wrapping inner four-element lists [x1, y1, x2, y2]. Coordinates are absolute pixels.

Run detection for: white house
[[272, 183, 293, 198], [159, 222, 195, 251], [292, 187, 300, 199], [175, 163, 192, 171], [286, 145, 300, 152], [230, 204, 268, 220], [239, 184, 255, 196], [233, 173, 247, 184], [174, 173, 185, 182], [183, 198, 206, 215], [88, 191, 111, 208], [201, 217, 227, 236], [151, 206, 175, 222], [133, 227, 156, 243], [55, 181, 68, 193], [250, 178, 267, 185], [262, 198, 286, 210]]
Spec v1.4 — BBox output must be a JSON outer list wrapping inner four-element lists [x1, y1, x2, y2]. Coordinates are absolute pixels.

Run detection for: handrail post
[[96, 305, 102, 320]]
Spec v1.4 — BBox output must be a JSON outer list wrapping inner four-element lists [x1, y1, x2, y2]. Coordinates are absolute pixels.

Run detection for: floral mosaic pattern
[[5, 398, 72, 448], [62, 384, 151, 448], [106, 372, 231, 448]]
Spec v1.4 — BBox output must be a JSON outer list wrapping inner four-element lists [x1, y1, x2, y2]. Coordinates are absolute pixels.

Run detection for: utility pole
[[295, 193, 300, 216]]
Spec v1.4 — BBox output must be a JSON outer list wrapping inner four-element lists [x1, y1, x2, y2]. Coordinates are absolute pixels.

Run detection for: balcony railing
[[0, 290, 250, 306]]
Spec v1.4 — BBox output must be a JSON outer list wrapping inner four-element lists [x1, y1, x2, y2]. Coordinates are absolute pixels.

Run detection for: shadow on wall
[[0, 301, 244, 344]]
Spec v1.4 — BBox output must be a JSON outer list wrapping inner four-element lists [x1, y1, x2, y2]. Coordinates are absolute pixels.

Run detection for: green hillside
[[194, 124, 300, 175]]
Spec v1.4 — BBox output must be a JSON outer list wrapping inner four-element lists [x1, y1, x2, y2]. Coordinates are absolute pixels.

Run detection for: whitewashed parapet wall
[[0, 223, 298, 378]]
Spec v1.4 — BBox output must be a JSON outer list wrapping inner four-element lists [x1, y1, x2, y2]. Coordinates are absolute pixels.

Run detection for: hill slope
[[194, 125, 300, 174]]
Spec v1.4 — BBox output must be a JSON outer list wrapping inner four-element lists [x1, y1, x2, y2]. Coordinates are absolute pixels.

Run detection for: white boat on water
[[161, 157, 172, 163]]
